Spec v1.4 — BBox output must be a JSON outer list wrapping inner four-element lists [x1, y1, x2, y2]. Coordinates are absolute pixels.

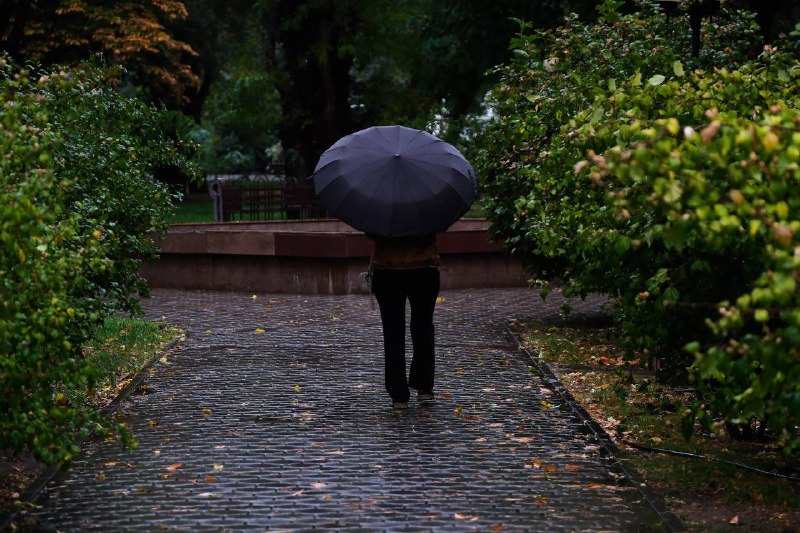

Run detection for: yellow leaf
[[436, 296, 444, 303], [763, 130, 779, 153], [776, 201, 789, 221], [202, 408, 212, 415], [254, 328, 265, 333], [294, 384, 301, 391]]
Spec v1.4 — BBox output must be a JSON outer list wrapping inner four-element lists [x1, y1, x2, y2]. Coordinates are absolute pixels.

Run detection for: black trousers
[[372, 267, 440, 403]]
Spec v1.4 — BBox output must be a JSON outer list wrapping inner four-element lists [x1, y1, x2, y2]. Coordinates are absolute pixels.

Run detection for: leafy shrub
[[0, 58, 194, 463], [47, 64, 197, 315], [476, 3, 800, 450], [476, 3, 759, 258]]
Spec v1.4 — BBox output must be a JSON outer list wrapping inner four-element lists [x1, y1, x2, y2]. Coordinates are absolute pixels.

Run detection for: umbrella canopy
[[311, 125, 477, 237]]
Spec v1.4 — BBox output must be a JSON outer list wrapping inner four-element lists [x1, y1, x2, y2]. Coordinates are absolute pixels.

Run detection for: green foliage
[[0, 61, 105, 465], [41, 60, 195, 315], [477, 4, 800, 451], [189, 68, 282, 174], [0, 58, 194, 464]]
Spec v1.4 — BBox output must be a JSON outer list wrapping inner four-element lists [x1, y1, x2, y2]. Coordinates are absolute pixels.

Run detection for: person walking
[[370, 234, 440, 409]]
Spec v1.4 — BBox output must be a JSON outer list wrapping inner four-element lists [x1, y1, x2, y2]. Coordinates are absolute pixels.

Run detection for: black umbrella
[[311, 125, 477, 237]]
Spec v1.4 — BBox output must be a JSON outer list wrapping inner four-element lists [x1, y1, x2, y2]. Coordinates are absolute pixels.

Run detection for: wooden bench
[[207, 174, 325, 222]]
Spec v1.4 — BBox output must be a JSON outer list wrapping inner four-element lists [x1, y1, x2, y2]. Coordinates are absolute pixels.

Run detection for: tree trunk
[[265, 0, 359, 178], [0, 0, 30, 57]]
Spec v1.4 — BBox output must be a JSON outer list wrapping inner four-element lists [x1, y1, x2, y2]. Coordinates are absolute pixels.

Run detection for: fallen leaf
[[544, 465, 557, 473], [294, 384, 301, 391], [312, 482, 327, 489], [729, 515, 740, 526], [96, 473, 106, 480], [564, 464, 581, 472], [202, 408, 212, 415], [454, 512, 479, 522], [291, 489, 305, 497], [489, 525, 507, 531], [204, 476, 217, 483], [166, 463, 183, 471], [254, 328, 265, 333], [511, 437, 532, 444], [213, 464, 224, 471], [197, 492, 216, 498], [532, 497, 549, 506]]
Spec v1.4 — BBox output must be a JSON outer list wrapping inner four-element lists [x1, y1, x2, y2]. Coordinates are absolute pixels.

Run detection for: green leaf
[[672, 61, 685, 77], [648, 74, 666, 86]]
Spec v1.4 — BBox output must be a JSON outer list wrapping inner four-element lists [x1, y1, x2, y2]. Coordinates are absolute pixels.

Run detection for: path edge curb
[[0, 335, 184, 532], [505, 323, 686, 533]]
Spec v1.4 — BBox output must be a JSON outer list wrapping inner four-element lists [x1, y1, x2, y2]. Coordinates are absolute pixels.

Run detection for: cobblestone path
[[23, 288, 667, 531]]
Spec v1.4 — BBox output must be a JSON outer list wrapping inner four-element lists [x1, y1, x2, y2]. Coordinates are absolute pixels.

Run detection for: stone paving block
[[19, 288, 667, 532]]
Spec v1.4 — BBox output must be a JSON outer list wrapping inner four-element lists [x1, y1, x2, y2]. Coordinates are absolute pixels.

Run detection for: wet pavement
[[19, 288, 671, 531]]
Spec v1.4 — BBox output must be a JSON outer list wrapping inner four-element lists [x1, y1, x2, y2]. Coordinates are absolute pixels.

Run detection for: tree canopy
[[2, 0, 798, 175]]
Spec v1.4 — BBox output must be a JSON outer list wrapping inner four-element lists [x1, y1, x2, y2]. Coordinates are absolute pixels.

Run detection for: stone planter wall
[[141, 219, 527, 294]]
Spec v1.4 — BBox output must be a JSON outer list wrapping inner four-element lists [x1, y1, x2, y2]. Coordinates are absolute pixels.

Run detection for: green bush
[[476, 3, 800, 451], [0, 59, 194, 464], [45, 62, 196, 315]]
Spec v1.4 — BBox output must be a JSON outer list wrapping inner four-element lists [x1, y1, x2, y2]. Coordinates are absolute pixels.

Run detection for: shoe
[[417, 390, 435, 401], [392, 402, 409, 409]]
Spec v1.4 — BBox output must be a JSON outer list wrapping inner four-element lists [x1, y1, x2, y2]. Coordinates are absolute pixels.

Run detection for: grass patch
[[515, 319, 800, 531], [169, 197, 215, 223], [70, 316, 182, 409]]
